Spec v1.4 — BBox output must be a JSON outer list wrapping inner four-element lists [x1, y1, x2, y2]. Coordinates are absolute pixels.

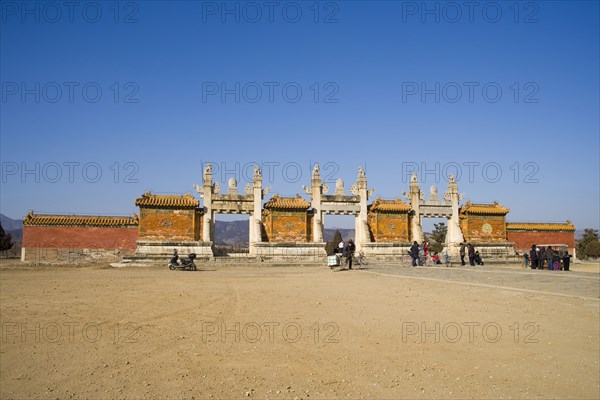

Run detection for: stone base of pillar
[[360, 242, 412, 261], [254, 242, 327, 262]]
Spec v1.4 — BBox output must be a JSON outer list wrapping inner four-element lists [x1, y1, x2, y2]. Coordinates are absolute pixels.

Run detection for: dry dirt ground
[[1, 259, 599, 399]]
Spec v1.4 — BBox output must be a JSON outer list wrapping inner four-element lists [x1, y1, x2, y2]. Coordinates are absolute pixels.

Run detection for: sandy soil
[[1, 260, 599, 399]]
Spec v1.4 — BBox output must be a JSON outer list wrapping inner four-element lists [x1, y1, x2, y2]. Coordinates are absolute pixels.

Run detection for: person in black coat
[[342, 239, 356, 270], [474, 251, 484, 266], [409, 241, 419, 267], [467, 243, 475, 266], [530, 244, 538, 269], [562, 251, 572, 271]]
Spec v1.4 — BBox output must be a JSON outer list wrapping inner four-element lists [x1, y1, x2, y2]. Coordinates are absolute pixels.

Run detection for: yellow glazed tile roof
[[23, 211, 139, 227], [135, 192, 199, 208], [369, 198, 411, 212], [264, 195, 310, 210], [460, 201, 509, 215], [507, 222, 575, 232]]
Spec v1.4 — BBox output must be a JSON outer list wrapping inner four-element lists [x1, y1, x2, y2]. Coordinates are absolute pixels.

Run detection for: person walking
[[545, 246, 555, 271], [467, 243, 475, 266], [342, 239, 356, 270], [459, 242, 466, 266], [409, 241, 420, 267], [562, 250, 572, 271], [529, 244, 538, 269]]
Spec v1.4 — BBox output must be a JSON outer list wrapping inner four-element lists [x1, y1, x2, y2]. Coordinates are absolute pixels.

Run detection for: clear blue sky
[[1, 0, 599, 230]]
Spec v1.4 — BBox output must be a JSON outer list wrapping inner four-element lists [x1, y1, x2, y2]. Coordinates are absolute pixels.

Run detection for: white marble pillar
[[202, 164, 214, 243], [250, 165, 263, 255], [444, 174, 465, 256], [409, 173, 423, 243], [356, 166, 369, 250], [311, 164, 323, 242]]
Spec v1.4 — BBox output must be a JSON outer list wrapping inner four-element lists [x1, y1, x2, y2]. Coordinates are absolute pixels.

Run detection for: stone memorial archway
[[194, 164, 268, 256], [303, 164, 374, 251], [404, 173, 465, 256]]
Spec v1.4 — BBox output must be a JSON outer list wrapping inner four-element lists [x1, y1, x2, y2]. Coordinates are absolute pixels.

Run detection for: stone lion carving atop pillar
[[204, 163, 212, 176], [358, 166, 366, 178], [312, 163, 320, 179]]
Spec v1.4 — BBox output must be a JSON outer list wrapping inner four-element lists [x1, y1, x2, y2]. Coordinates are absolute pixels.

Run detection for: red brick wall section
[[507, 231, 575, 251], [23, 226, 138, 250]]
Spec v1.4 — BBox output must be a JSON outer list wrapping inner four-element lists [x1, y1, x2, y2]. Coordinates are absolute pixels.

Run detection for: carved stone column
[[355, 166, 369, 250], [311, 164, 323, 242], [250, 165, 264, 255], [409, 173, 423, 243], [202, 164, 214, 243], [444, 174, 465, 256]]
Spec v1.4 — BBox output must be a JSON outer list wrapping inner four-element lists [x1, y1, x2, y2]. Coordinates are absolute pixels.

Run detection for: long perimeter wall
[[21, 213, 138, 263]]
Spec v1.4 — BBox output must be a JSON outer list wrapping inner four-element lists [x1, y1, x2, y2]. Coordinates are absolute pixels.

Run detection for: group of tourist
[[408, 240, 428, 267], [339, 240, 571, 271], [408, 240, 484, 267], [458, 241, 484, 267], [522, 244, 572, 271]]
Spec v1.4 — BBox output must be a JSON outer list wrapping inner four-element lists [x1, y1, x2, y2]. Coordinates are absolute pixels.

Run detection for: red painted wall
[[23, 226, 138, 250], [507, 231, 575, 251]]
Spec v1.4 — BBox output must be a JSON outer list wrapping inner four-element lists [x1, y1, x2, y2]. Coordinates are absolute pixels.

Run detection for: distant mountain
[[214, 220, 249, 246], [0, 214, 23, 242], [0, 213, 22, 231], [6, 229, 22, 241], [323, 228, 355, 243]]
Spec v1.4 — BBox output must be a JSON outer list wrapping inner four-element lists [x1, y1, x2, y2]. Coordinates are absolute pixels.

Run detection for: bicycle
[[354, 250, 368, 268]]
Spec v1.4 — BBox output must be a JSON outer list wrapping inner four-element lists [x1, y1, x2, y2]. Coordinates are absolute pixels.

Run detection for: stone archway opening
[[323, 214, 356, 243], [422, 217, 448, 253], [213, 214, 250, 257]]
